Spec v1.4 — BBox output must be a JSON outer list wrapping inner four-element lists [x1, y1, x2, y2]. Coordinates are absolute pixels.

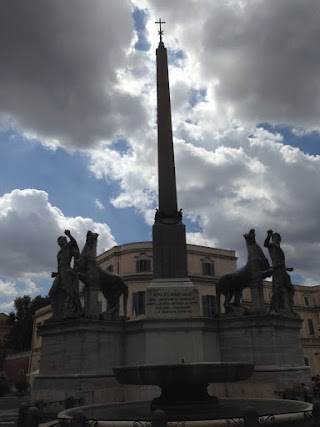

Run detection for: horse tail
[[216, 280, 221, 315], [123, 283, 129, 318]]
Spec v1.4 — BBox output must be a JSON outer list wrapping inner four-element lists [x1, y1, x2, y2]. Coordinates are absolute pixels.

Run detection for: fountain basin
[[113, 362, 254, 416], [60, 398, 313, 425], [59, 362, 313, 425], [113, 362, 254, 386]]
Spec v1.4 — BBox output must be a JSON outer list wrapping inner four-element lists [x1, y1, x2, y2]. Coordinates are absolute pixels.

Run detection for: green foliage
[[6, 295, 50, 352]]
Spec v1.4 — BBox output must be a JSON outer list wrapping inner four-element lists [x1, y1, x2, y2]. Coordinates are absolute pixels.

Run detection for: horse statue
[[216, 229, 273, 314], [77, 231, 128, 319]]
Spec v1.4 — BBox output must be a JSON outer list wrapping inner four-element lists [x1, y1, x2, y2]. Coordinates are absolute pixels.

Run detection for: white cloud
[[0, 280, 18, 298], [0, 278, 41, 314], [95, 199, 105, 210], [90, 123, 320, 282], [0, 300, 15, 313], [300, 278, 320, 288], [0, 189, 117, 280]]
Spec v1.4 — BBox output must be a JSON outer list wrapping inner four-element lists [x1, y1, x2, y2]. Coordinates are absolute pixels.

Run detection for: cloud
[[95, 199, 105, 210], [0, 278, 40, 313], [0, 0, 151, 149], [0, 189, 117, 279], [90, 123, 320, 282], [1, 0, 320, 289], [2, 1, 320, 143], [0, 280, 18, 298], [0, 300, 15, 313], [141, 0, 320, 129]]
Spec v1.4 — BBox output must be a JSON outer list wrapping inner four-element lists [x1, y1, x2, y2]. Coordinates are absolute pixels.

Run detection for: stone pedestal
[[33, 319, 124, 404], [215, 314, 310, 397], [33, 313, 310, 404]]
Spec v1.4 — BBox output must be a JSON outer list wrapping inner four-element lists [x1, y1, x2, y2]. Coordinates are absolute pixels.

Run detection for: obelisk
[[147, 20, 199, 318], [152, 19, 188, 280]]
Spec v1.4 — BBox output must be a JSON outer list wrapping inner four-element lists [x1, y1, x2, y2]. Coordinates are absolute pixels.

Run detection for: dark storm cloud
[[0, 0, 147, 148], [201, 0, 320, 126], [146, 0, 320, 128]]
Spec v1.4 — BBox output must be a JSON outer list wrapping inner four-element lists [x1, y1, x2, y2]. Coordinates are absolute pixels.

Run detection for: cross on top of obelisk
[[155, 18, 166, 43]]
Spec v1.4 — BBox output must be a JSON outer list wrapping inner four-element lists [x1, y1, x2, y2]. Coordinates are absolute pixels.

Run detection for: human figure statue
[[49, 230, 83, 319], [264, 230, 296, 315]]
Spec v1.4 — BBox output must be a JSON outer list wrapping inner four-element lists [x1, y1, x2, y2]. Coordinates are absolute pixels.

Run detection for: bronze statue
[[49, 230, 83, 319], [216, 229, 273, 314], [264, 230, 296, 315]]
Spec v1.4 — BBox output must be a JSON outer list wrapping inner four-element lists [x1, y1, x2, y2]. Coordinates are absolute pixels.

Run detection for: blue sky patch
[[133, 8, 151, 52], [167, 48, 186, 67], [258, 123, 320, 156], [188, 88, 207, 108], [0, 131, 150, 245], [110, 137, 131, 155]]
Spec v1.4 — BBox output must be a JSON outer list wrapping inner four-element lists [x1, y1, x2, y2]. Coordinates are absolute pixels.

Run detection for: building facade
[[96, 241, 237, 318]]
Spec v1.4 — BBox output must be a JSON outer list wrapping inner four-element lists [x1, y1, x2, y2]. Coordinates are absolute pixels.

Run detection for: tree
[[6, 295, 50, 352]]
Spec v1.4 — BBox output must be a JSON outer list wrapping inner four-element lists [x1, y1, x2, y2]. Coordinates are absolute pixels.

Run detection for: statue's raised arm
[[48, 230, 83, 319]]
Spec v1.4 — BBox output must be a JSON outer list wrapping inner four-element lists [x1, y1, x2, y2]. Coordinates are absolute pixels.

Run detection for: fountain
[[59, 362, 312, 425], [40, 21, 314, 427]]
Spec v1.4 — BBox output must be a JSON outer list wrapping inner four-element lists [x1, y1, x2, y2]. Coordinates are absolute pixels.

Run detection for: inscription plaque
[[146, 286, 200, 318]]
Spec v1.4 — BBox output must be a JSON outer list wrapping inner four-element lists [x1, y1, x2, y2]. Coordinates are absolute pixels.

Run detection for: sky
[[1, 0, 320, 312]]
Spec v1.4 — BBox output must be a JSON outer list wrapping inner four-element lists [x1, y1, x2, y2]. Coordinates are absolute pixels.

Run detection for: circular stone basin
[[61, 399, 313, 424], [113, 362, 254, 386], [113, 362, 254, 415]]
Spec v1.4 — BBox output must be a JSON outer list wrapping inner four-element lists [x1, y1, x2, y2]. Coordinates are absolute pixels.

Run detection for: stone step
[[0, 409, 18, 424]]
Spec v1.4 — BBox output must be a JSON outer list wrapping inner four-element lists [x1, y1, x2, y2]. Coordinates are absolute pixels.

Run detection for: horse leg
[[233, 289, 243, 307], [224, 291, 232, 313]]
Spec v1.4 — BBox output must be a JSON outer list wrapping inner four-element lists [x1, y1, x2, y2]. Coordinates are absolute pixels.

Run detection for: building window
[[202, 295, 216, 318], [304, 296, 309, 306], [308, 319, 315, 335], [304, 357, 309, 366], [106, 265, 113, 272], [136, 259, 151, 273], [202, 262, 215, 276], [132, 291, 145, 316]]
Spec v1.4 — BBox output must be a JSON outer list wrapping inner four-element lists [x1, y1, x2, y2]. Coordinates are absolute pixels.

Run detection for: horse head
[[243, 229, 256, 246], [86, 230, 99, 243], [244, 228, 272, 275]]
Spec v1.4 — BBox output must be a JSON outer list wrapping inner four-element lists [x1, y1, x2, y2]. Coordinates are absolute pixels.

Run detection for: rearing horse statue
[[216, 229, 273, 313], [77, 231, 128, 319]]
